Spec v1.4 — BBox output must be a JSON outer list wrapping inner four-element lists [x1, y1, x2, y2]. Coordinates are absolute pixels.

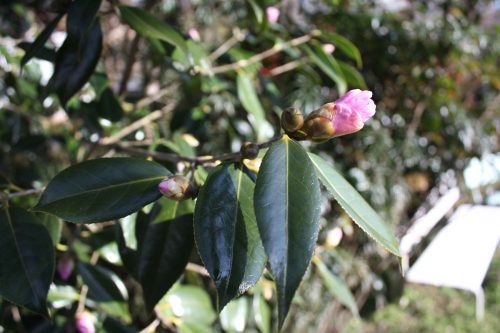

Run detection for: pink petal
[[332, 103, 365, 137]]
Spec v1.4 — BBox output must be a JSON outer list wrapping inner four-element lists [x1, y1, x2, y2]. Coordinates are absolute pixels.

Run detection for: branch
[[111, 134, 283, 167], [99, 103, 175, 146], [208, 28, 248, 62], [202, 31, 319, 75]]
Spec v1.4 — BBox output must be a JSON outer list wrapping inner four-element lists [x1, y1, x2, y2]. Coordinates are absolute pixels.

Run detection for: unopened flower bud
[[75, 311, 96, 333], [280, 107, 304, 133], [240, 142, 259, 159], [158, 176, 196, 201], [303, 89, 376, 142], [57, 255, 74, 281]]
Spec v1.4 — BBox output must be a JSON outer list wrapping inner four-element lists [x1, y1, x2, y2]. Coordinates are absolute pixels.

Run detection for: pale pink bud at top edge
[[75, 311, 96, 333], [57, 255, 74, 281], [266, 7, 280, 24], [331, 89, 376, 137], [188, 28, 200, 42]]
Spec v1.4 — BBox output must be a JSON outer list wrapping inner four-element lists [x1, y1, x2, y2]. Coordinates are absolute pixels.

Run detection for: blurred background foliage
[[0, 0, 498, 332]]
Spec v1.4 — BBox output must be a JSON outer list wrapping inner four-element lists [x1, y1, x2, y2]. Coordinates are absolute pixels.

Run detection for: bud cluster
[[158, 176, 197, 201], [280, 89, 376, 142]]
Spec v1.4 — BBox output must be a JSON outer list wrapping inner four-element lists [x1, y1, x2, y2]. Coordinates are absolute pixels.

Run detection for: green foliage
[[0, 0, 497, 331]]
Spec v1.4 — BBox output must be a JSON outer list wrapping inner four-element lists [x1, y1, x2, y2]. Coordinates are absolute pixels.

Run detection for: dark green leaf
[[304, 44, 347, 95], [138, 202, 194, 312], [97, 87, 124, 122], [338, 60, 367, 89], [119, 6, 187, 52], [0, 206, 55, 316], [20, 13, 64, 68], [314, 257, 358, 315], [33, 158, 171, 223], [308, 153, 400, 256], [66, 0, 102, 40], [194, 163, 266, 310], [51, 20, 102, 105], [247, 0, 264, 25], [320, 32, 362, 68], [254, 137, 321, 328], [78, 263, 128, 302]]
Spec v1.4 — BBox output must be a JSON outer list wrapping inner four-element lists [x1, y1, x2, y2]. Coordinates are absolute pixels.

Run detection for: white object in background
[[405, 205, 500, 321]]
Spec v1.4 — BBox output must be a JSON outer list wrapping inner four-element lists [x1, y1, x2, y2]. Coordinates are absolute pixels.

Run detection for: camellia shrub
[[11, 0, 499, 332]]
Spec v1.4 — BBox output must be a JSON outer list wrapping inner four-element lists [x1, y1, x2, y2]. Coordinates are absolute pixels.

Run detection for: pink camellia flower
[[57, 255, 74, 281], [302, 89, 376, 142], [333, 89, 376, 136], [266, 6, 280, 24], [75, 311, 96, 333]]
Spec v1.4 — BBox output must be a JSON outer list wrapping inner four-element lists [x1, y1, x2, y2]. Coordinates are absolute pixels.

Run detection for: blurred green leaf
[[237, 72, 266, 140], [308, 153, 400, 256], [304, 44, 347, 95], [254, 137, 321, 328], [253, 287, 271, 333], [194, 163, 266, 309], [0, 207, 54, 316], [338, 60, 367, 89], [155, 285, 216, 329], [38, 213, 62, 246], [119, 6, 187, 52], [34, 158, 170, 223], [314, 257, 358, 315], [20, 12, 64, 68], [78, 263, 128, 302], [47, 285, 79, 309], [51, 20, 102, 105], [220, 297, 249, 333], [320, 32, 362, 68], [247, 0, 264, 25]]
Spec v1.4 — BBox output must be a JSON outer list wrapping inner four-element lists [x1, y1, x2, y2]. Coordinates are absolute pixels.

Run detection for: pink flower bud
[[75, 311, 96, 333], [266, 7, 280, 24], [57, 255, 74, 281], [303, 89, 376, 141], [158, 176, 196, 201]]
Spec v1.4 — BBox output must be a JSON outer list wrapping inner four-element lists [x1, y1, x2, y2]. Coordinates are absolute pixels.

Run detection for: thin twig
[[118, 33, 141, 96], [76, 252, 99, 313], [203, 32, 319, 75], [100, 103, 175, 145], [208, 28, 248, 62], [269, 57, 308, 76], [7, 188, 44, 199], [186, 262, 209, 277], [111, 134, 283, 166]]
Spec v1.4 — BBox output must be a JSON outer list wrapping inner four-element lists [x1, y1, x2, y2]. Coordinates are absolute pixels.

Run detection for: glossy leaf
[[34, 158, 171, 223], [338, 60, 367, 89], [248, 0, 264, 25], [313, 257, 358, 315], [237, 72, 267, 140], [304, 44, 347, 95], [138, 202, 194, 312], [321, 32, 362, 68], [20, 13, 64, 68], [51, 20, 102, 105], [119, 6, 187, 52], [0, 206, 55, 316], [254, 137, 321, 328], [308, 153, 400, 256], [78, 263, 128, 302], [194, 163, 266, 310]]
